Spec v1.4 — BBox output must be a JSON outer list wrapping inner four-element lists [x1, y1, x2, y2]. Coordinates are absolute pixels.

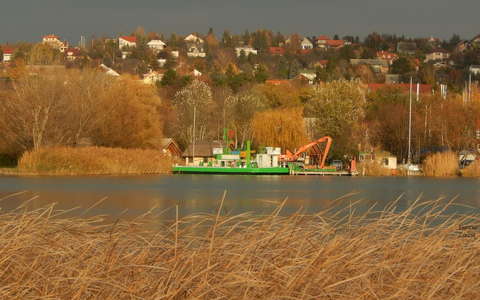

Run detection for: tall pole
[[408, 77, 413, 168], [192, 105, 196, 165]]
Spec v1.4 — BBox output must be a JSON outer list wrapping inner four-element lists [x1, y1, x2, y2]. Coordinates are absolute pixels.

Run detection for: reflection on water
[[0, 175, 479, 221]]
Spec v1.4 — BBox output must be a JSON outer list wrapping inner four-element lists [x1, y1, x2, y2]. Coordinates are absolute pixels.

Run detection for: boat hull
[[172, 166, 290, 175]]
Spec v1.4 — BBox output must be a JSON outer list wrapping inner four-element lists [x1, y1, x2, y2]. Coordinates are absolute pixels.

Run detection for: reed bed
[[461, 160, 480, 177], [17, 146, 172, 175], [357, 161, 393, 176], [0, 196, 479, 299], [422, 151, 459, 177]]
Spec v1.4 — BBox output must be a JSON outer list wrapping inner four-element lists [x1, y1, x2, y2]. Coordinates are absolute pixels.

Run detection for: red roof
[[376, 51, 398, 59], [265, 79, 290, 86], [2, 47, 14, 54], [317, 60, 328, 66], [367, 83, 433, 94], [268, 47, 285, 55], [316, 35, 331, 41], [66, 48, 81, 56], [120, 36, 137, 43], [43, 34, 59, 39], [326, 40, 345, 47], [298, 49, 312, 55]]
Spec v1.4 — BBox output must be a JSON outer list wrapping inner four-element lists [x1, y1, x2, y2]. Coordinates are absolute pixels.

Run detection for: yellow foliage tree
[[251, 107, 308, 152]]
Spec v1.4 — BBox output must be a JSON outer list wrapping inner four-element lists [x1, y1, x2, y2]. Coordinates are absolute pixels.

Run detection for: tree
[[28, 43, 60, 65], [173, 79, 214, 145], [306, 80, 366, 157], [251, 107, 308, 152], [95, 76, 163, 148]]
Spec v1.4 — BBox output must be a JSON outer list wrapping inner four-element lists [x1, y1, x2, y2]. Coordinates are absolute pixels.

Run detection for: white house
[[42, 34, 68, 53], [235, 46, 258, 57], [157, 59, 167, 67], [147, 40, 166, 52], [99, 64, 120, 77], [192, 69, 202, 77], [185, 34, 206, 58], [300, 38, 313, 50], [2, 47, 13, 62], [185, 34, 204, 44], [170, 50, 179, 58], [143, 70, 164, 85], [425, 50, 450, 62], [118, 36, 137, 49], [470, 65, 480, 76]]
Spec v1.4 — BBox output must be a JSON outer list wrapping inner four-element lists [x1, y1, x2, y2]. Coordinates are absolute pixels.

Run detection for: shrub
[[18, 146, 172, 175], [422, 151, 459, 177]]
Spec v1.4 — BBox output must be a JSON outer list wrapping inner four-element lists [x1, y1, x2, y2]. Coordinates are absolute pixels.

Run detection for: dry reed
[[422, 151, 459, 177], [461, 160, 480, 177], [17, 146, 172, 175], [357, 160, 393, 176], [0, 197, 478, 299]]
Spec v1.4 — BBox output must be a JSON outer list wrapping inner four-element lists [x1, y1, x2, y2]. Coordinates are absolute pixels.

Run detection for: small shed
[[160, 138, 182, 158], [182, 141, 225, 166]]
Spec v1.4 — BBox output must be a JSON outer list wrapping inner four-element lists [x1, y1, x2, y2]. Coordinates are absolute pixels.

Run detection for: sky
[[0, 0, 479, 44]]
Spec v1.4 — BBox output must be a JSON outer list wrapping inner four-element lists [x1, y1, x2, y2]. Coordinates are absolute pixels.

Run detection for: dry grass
[[423, 151, 459, 177], [461, 160, 480, 177], [17, 146, 173, 175], [0, 196, 479, 299], [357, 160, 393, 176]]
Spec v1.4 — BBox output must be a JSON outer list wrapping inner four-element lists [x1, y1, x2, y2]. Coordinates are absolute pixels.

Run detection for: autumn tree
[[173, 79, 214, 146], [94, 76, 163, 148], [251, 107, 308, 152], [306, 80, 366, 157], [28, 43, 61, 65]]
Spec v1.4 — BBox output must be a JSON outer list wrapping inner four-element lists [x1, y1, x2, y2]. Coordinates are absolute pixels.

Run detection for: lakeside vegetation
[[15, 147, 172, 175], [0, 198, 478, 299]]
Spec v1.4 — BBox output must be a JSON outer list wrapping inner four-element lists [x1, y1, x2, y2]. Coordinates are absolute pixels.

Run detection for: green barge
[[172, 166, 289, 175]]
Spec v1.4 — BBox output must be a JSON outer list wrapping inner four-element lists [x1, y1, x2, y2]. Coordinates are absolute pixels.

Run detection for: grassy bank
[[17, 146, 172, 175], [0, 199, 478, 299]]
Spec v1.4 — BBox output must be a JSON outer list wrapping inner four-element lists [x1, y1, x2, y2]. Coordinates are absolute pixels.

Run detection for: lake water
[[0, 175, 479, 220]]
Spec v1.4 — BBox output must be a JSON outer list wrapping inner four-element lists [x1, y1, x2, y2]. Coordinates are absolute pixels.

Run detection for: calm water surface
[[0, 175, 479, 219]]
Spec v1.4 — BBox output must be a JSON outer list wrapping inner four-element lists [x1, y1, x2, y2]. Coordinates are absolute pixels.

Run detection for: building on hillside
[[99, 64, 120, 77], [300, 38, 314, 50], [42, 34, 68, 52], [65, 48, 82, 61], [2, 47, 14, 62], [118, 36, 137, 49], [297, 73, 317, 85], [376, 51, 398, 65], [350, 59, 389, 73], [159, 138, 182, 158], [147, 40, 166, 53], [425, 49, 450, 62], [265, 79, 290, 86], [235, 46, 258, 57], [325, 39, 345, 49], [142, 70, 164, 85], [470, 65, 480, 76], [315, 35, 331, 48], [185, 34, 206, 58]]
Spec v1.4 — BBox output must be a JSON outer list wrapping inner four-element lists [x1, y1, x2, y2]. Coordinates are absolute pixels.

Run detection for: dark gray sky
[[0, 0, 478, 44]]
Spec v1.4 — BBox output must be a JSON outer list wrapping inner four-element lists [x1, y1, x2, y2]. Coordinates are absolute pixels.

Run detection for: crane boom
[[281, 136, 333, 169]]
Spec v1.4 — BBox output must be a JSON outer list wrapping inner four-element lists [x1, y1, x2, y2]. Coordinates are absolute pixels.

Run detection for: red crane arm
[[281, 136, 333, 168]]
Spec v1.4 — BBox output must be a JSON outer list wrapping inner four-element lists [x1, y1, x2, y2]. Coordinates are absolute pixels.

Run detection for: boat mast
[[408, 77, 413, 168]]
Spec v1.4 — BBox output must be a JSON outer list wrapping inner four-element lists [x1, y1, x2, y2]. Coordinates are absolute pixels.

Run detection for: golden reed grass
[[462, 160, 480, 177], [0, 195, 478, 299], [17, 146, 172, 175], [423, 151, 459, 177], [357, 161, 393, 176]]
